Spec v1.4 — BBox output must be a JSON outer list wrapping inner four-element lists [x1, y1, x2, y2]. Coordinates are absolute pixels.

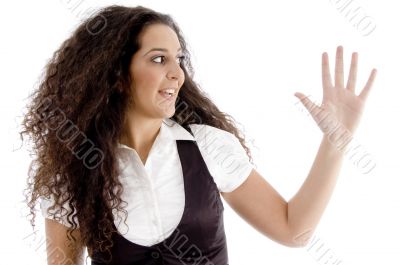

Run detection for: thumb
[[294, 92, 307, 101], [294, 92, 320, 115]]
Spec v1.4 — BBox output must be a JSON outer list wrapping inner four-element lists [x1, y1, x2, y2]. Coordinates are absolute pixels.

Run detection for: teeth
[[164, 89, 175, 94], [159, 88, 176, 97]]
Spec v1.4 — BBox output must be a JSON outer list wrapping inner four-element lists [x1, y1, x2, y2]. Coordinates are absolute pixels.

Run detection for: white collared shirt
[[40, 118, 253, 246]]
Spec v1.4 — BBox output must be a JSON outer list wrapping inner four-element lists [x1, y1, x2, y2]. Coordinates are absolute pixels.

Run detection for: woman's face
[[128, 23, 185, 119]]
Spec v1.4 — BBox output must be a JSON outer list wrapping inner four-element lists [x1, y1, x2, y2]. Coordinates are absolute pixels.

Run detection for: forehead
[[138, 23, 181, 51]]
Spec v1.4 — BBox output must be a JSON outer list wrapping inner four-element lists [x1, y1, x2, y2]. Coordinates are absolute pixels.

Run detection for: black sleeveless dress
[[91, 126, 229, 265]]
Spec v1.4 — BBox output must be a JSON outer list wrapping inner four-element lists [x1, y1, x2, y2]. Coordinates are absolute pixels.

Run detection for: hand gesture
[[295, 46, 377, 136]]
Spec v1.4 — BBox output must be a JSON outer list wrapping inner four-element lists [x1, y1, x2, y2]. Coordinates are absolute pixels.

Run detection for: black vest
[[91, 126, 229, 265]]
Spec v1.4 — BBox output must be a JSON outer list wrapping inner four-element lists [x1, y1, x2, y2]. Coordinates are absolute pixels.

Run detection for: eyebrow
[[144, 47, 182, 56]]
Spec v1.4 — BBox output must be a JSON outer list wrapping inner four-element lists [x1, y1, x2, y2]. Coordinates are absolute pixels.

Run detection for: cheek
[[179, 69, 185, 88], [133, 68, 163, 96]]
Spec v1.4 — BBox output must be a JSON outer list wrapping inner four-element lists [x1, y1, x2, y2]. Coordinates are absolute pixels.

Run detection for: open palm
[[295, 46, 377, 135]]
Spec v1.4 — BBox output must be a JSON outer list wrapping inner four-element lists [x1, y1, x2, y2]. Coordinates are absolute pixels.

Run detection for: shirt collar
[[117, 118, 194, 150], [161, 118, 195, 141]]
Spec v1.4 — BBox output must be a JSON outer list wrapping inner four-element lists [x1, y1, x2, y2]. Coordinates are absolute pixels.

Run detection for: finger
[[359, 68, 377, 101], [294, 92, 320, 115], [346, 52, 358, 92], [335, 46, 344, 88], [322, 52, 333, 90]]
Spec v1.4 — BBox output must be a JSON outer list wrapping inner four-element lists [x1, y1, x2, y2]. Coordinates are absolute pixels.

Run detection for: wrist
[[322, 125, 354, 154]]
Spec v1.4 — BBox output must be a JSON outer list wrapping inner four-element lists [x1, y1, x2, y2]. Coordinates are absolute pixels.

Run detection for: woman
[[20, 5, 377, 265]]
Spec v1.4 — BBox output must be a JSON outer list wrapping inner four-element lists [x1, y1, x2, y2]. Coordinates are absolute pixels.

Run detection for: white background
[[1, 0, 399, 264]]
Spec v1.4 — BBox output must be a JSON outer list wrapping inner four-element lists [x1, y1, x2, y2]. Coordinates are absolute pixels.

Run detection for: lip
[[158, 90, 177, 101]]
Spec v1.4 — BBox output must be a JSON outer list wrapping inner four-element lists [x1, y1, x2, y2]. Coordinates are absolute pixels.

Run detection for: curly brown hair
[[19, 4, 253, 262]]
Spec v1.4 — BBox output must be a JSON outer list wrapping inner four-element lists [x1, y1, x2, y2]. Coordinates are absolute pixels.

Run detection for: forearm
[[287, 134, 347, 245]]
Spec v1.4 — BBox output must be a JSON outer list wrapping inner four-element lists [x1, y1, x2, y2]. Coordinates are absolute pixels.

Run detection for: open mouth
[[158, 88, 176, 100]]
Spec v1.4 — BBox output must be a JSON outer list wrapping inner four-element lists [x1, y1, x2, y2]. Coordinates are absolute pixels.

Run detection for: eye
[[151, 55, 186, 65], [177, 55, 186, 64], [152, 56, 165, 64]]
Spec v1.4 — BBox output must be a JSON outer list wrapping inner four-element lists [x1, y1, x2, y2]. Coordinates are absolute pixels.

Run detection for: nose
[[166, 61, 184, 81]]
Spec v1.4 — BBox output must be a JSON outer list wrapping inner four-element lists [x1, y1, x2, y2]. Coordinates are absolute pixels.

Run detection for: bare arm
[[221, 169, 293, 246], [287, 135, 344, 244], [221, 46, 376, 248], [45, 218, 85, 265], [290, 46, 376, 243], [221, 135, 345, 247]]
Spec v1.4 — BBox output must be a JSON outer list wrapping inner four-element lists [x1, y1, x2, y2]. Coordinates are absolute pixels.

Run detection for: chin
[[154, 109, 175, 120], [155, 102, 176, 119], [164, 110, 175, 119]]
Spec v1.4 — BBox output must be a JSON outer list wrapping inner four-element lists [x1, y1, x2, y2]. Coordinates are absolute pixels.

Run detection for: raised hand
[[295, 46, 377, 136]]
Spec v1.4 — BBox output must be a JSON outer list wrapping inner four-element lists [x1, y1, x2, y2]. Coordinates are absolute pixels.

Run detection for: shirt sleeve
[[40, 193, 79, 228], [189, 124, 253, 193]]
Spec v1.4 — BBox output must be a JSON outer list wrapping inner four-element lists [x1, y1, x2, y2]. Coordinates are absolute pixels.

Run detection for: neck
[[120, 112, 163, 154]]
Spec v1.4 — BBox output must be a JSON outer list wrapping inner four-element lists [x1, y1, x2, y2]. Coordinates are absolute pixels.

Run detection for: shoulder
[[40, 194, 79, 228], [188, 123, 239, 148], [188, 123, 253, 192]]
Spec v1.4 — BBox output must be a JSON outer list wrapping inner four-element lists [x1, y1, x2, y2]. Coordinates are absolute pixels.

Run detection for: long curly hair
[[20, 4, 253, 262]]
